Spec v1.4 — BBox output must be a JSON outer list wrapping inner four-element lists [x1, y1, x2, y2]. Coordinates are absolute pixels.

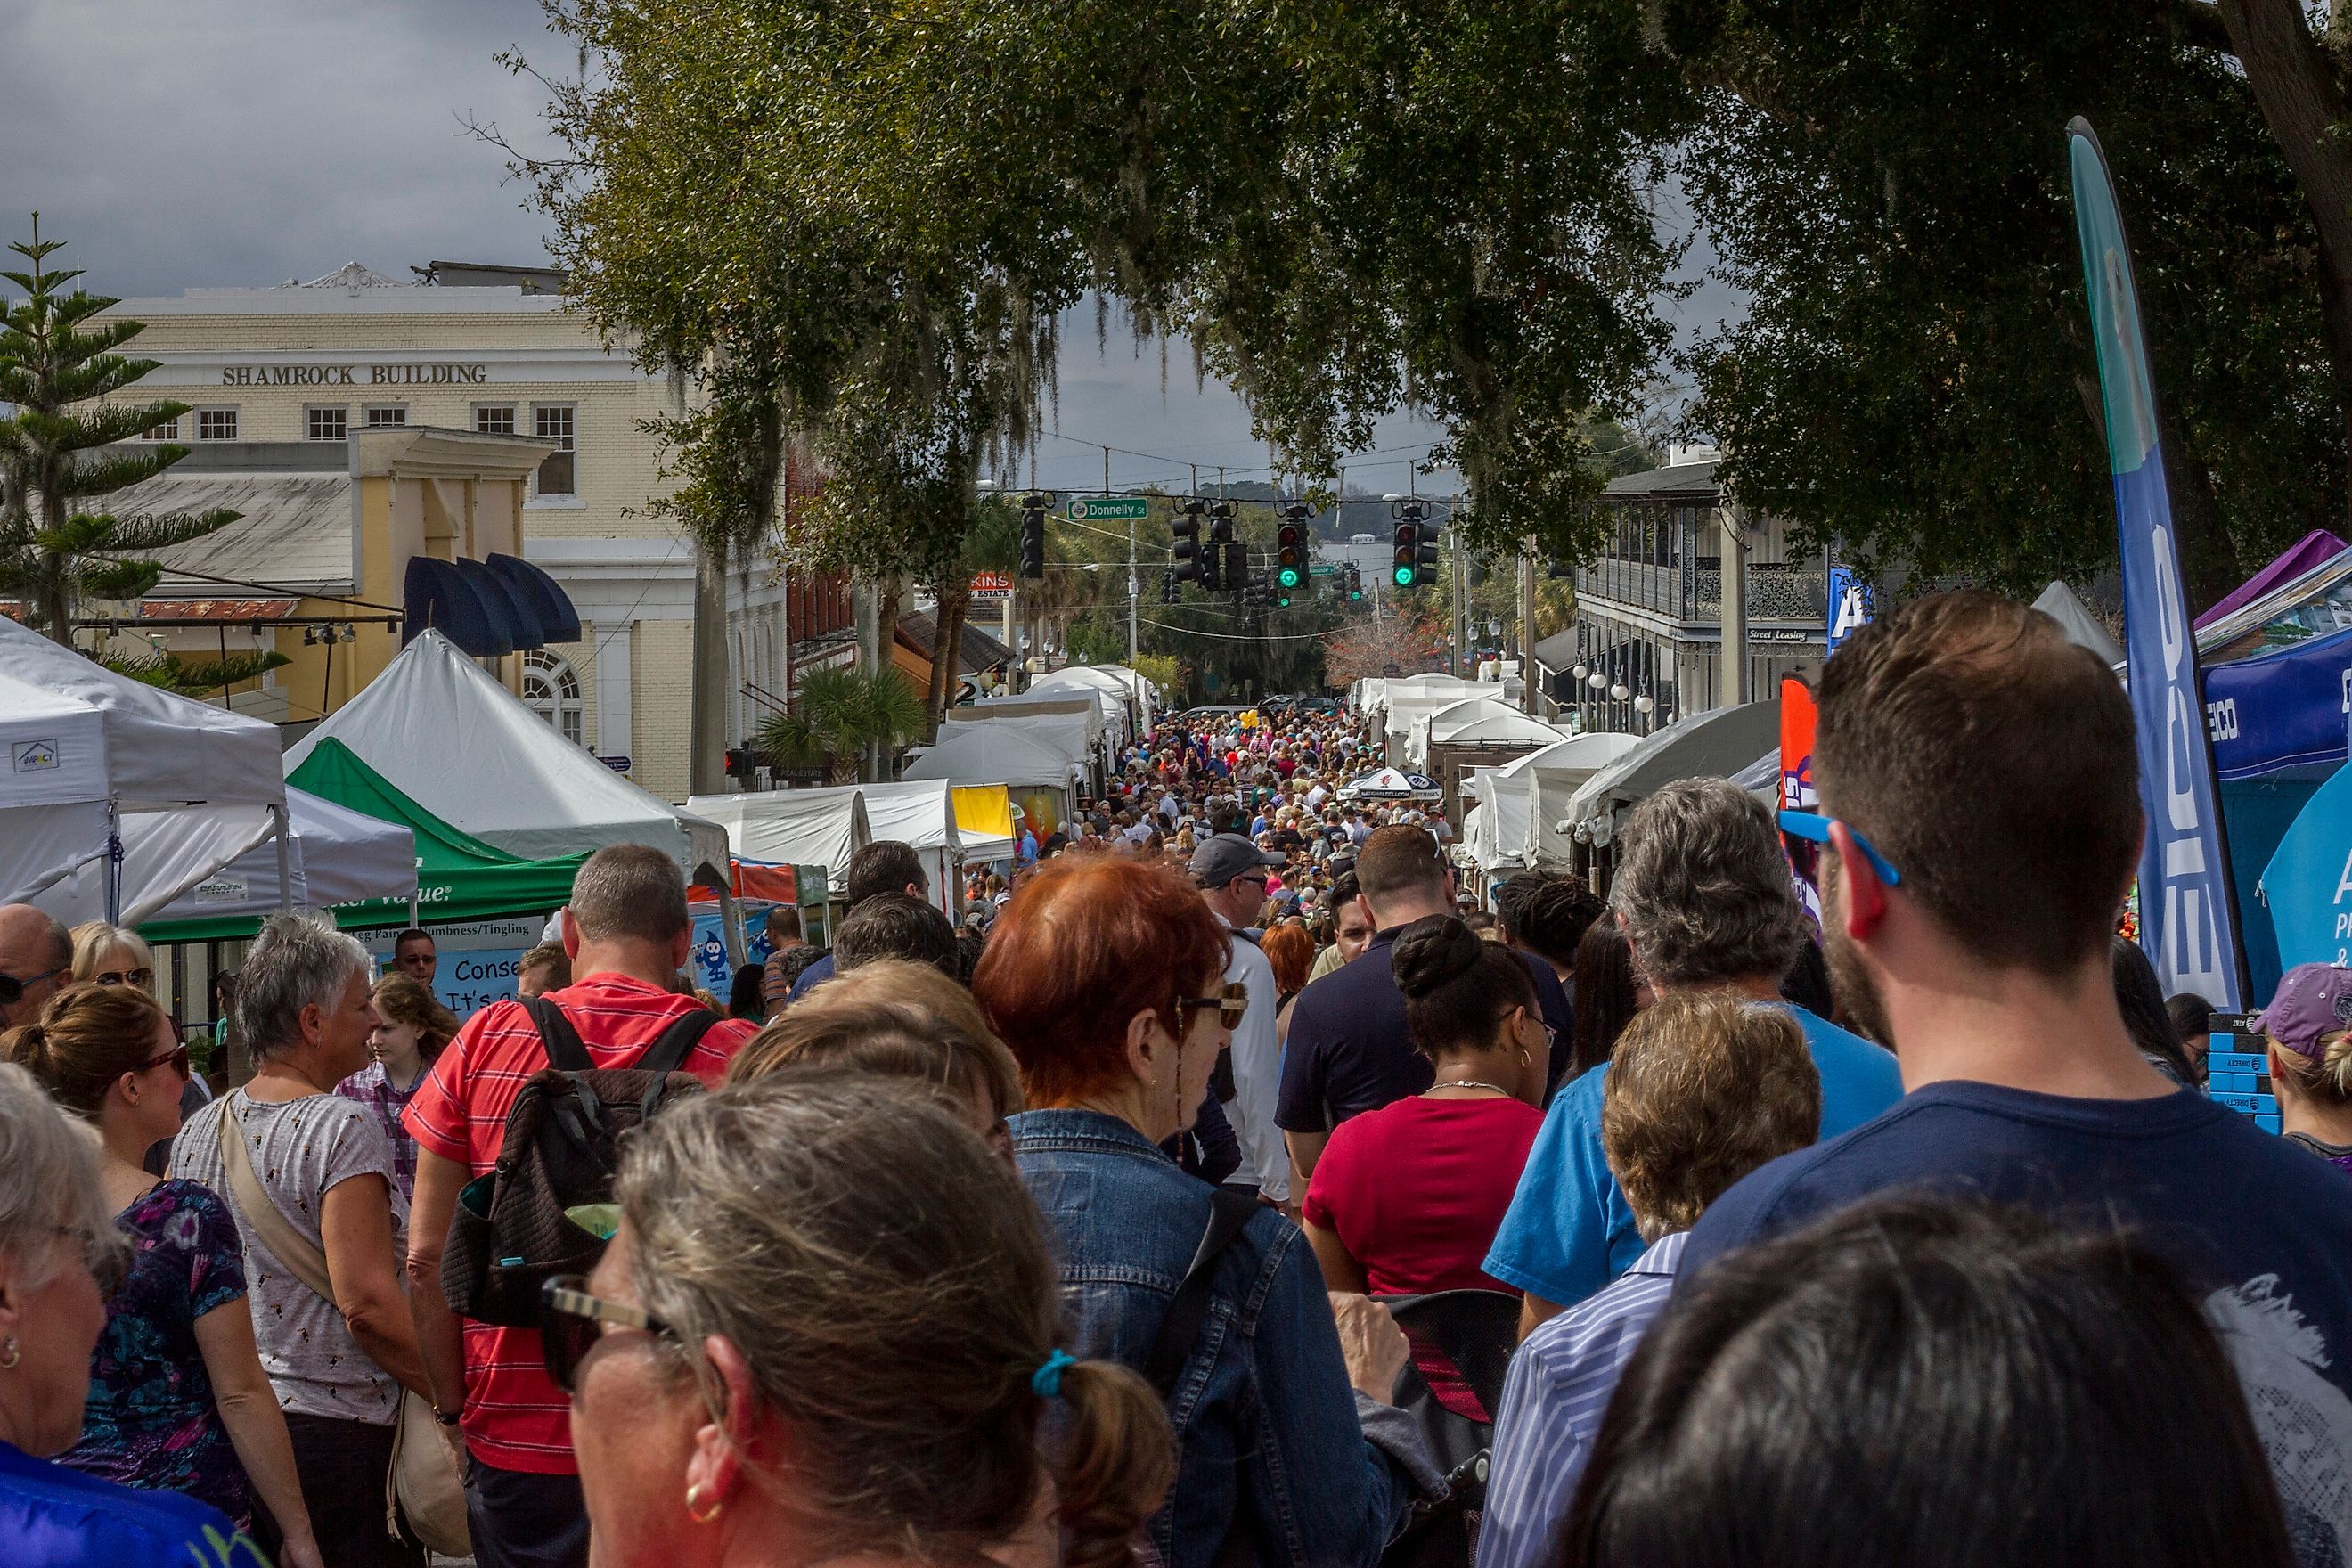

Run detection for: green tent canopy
[[142, 739, 584, 943]]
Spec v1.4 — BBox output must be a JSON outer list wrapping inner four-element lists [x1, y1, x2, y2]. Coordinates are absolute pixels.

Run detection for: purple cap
[[2254, 963, 2352, 1061]]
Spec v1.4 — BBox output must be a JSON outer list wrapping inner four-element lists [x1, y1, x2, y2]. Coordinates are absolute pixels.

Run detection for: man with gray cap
[[0, 904, 70, 1028], [1194, 832, 1291, 1207]]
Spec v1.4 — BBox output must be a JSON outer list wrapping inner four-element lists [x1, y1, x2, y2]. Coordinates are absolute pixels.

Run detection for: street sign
[[1066, 496, 1151, 522], [599, 755, 633, 773], [968, 570, 1013, 600], [1308, 563, 1335, 576]]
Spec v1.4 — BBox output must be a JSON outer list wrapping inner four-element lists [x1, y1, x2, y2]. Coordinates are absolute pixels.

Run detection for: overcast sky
[[1, 0, 1735, 495]]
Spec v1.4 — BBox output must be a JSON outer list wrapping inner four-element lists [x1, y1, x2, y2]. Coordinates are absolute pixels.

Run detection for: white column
[[598, 625, 634, 766]]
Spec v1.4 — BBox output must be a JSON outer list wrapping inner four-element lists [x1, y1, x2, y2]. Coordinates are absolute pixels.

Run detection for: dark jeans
[[467, 1456, 591, 1568], [277, 1413, 421, 1568]]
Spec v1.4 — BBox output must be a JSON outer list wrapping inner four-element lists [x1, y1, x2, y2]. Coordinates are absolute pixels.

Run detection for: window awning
[[402, 555, 580, 656]]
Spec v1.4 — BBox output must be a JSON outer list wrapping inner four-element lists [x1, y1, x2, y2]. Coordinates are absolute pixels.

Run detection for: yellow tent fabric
[[951, 784, 1016, 841]]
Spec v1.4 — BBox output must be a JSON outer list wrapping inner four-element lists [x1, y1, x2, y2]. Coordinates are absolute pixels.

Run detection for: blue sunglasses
[[1777, 810, 1902, 887]]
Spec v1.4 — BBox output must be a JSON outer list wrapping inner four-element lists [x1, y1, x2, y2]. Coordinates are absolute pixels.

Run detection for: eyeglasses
[[0, 967, 63, 1008], [94, 968, 156, 989], [137, 1042, 192, 1081], [1776, 810, 1903, 888], [540, 1275, 676, 1394], [1173, 982, 1250, 1031], [54, 1223, 127, 1303]]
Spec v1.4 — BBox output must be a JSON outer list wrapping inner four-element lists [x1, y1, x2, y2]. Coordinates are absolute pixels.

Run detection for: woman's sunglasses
[[95, 968, 157, 989], [540, 1275, 676, 1394], [137, 1043, 192, 1081], [1173, 982, 1250, 1031]]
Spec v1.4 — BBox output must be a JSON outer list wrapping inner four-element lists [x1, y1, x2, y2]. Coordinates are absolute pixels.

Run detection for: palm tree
[[755, 663, 926, 785]]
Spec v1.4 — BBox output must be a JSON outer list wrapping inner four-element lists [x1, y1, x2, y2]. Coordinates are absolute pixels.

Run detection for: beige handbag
[[211, 1098, 472, 1556]]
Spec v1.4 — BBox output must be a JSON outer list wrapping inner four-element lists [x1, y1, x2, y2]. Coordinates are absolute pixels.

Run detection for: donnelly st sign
[[1067, 496, 1151, 521]]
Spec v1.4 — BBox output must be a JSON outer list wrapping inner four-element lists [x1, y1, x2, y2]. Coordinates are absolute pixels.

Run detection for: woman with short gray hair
[[0, 1060, 263, 1562], [171, 914, 429, 1568], [1484, 777, 1905, 1335]]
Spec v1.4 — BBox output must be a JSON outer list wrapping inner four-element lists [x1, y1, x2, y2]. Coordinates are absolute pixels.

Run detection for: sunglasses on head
[[540, 1275, 676, 1395], [0, 967, 64, 1008], [1173, 982, 1250, 1031]]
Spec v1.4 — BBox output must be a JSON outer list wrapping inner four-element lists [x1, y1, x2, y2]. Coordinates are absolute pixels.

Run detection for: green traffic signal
[[1392, 565, 1414, 587], [1277, 566, 1302, 589]]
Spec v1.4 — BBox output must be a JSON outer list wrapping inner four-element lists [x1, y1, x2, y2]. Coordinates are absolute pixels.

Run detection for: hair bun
[[1390, 915, 1484, 1000]]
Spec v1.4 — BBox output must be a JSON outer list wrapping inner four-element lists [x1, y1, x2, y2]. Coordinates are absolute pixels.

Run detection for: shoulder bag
[[210, 1097, 470, 1557]]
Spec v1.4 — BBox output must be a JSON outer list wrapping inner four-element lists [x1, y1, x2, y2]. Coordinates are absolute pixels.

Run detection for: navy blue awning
[[485, 552, 582, 644], [404, 557, 520, 656]]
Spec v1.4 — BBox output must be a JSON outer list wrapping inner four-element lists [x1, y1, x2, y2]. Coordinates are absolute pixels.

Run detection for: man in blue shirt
[[788, 839, 928, 1000], [1484, 778, 1902, 1335], [1682, 591, 2352, 1566]]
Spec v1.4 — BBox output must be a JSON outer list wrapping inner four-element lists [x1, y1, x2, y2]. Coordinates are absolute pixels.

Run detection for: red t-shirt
[[403, 974, 756, 1474], [1302, 1094, 1545, 1295]]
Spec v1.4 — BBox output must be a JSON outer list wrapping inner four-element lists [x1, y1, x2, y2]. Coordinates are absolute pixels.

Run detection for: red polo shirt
[[404, 974, 756, 1474]]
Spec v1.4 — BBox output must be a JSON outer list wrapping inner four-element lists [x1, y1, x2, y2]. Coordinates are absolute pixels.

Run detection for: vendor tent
[[288, 629, 727, 872], [1461, 767, 1531, 876], [904, 725, 1082, 789], [0, 614, 291, 924], [943, 710, 1099, 784], [146, 739, 584, 941], [686, 786, 870, 887], [2031, 581, 2125, 666], [1567, 700, 1783, 849], [1499, 733, 1646, 872], [143, 787, 415, 935], [951, 785, 1017, 862], [1343, 766, 1441, 801], [2200, 530, 2349, 630], [1413, 697, 1565, 770]]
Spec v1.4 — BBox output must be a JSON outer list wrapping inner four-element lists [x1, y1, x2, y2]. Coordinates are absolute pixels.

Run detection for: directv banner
[[2069, 119, 2245, 1009]]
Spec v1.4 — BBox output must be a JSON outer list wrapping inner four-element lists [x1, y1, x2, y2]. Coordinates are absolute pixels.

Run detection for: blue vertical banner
[[1825, 562, 1874, 657], [2068, 118, 2246, 1009]]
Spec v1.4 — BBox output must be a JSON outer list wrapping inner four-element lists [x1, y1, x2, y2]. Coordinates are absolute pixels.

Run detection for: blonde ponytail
[[1050, 1357, 1176, 1568]]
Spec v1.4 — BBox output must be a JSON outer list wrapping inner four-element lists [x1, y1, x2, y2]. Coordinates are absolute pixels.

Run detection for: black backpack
[[441, 997, 721, 1327]]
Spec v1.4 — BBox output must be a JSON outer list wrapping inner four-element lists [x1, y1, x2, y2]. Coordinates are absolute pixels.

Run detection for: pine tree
[[0, 215, 239, 645]]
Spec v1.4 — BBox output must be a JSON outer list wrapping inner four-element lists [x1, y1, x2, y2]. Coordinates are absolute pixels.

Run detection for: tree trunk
[[925, 583, 971, 741], [690, 540, 731, 796], [2216, 0, 2352, 535]]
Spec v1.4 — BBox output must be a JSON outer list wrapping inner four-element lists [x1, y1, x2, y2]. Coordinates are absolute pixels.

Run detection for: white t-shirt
[[172, 1090, 408, 1425]]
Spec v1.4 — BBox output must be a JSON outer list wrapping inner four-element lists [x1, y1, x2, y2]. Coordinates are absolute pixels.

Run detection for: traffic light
[[1414, 515, 1441, 586], [1161, 568, 1179, 605], [1392, 519, 1417, 588], [1390, 502, 1440, 586], [1018, 492, 1049, 579], [1171, 498, 1205, 585], [1205, 501, 1235, 593], [1346, 565, 1363, 603], [1276, 502, 1309, 591]]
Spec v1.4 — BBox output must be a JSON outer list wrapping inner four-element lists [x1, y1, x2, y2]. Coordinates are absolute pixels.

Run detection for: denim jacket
[[1012, 1109, 1439, 1568]]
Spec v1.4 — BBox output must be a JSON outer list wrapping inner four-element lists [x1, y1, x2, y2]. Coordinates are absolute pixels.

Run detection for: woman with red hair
[[975, 854, 1438, 1568]]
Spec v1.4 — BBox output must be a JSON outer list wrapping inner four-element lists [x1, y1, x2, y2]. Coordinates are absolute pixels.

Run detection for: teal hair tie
[[1031, 1349, 1077, 1400]]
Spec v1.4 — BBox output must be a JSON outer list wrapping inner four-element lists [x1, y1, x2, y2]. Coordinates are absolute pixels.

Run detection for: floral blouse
[[57, 1180, 254, 1528]]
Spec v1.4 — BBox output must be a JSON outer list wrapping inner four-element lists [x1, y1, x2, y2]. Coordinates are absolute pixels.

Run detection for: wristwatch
[[434, 1409, 462, 1427]]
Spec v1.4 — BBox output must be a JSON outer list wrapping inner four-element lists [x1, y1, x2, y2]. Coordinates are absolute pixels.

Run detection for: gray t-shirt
[[172, 1089, 407, 1425]]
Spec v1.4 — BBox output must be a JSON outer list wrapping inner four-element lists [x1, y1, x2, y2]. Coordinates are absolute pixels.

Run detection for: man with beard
[[1485, 778, 1900, 1336], [1682, 592, 2352, 1566]]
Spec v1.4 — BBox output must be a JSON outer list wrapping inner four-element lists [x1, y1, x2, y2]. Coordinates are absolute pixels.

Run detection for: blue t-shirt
[[787, 950, 837, 1000], [1683, 1080, 2352, 1564], [1483, 1004, 1901, 1308], [0, 1438, 264, 1567]]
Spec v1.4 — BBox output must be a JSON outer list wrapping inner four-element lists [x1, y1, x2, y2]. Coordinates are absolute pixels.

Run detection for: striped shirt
[[1478, 1231, 1686, 1568], [403, 974, 756, 1474]]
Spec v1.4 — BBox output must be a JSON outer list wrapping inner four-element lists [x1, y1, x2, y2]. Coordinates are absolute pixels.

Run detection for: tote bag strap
[[212, 1095, 337, 1307]]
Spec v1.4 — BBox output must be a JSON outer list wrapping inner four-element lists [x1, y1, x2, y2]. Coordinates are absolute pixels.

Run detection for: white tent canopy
[[1566, 701, 1784, 848], [288, 630, 728, 873], [1411, 697, 1566, 768], [146, 787, 418, 924], [1493, 732, 1646, 871], [943, 711, 1098, 778], [903, 725, 1084, 790], [1460, 766, 1532, 875], [0, 615, 291, 924], [686, 786, 871, 888], [2032, 580, 2127, 666], [1342, 766, 1441, 801], [957, 691, 1107, 747]]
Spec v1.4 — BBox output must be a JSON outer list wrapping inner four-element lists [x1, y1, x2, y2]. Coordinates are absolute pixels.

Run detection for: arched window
[[522, 649, 584, 746]]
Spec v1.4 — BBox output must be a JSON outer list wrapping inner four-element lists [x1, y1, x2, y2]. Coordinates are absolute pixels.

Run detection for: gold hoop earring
[[0, 1337, 17, 1369], [685, 1482, 723, 1524]]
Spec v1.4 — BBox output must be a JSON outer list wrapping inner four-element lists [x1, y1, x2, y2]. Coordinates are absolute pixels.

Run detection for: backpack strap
[[641, 1008, 723, 1081], [1144, 1188, 1262, 1397], [519, 995, 593, 1073]]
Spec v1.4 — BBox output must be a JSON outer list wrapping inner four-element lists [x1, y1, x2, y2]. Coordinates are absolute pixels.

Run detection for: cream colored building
[[96, 263, 804, 804]]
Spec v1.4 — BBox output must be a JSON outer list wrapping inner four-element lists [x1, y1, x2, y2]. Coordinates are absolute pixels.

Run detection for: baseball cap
[[1189, 833, 1286, 887], [2255, 963, 2352, 1061]]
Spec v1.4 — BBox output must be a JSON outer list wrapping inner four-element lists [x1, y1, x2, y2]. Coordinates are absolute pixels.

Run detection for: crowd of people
[[1, 587, 2350, 1566]]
